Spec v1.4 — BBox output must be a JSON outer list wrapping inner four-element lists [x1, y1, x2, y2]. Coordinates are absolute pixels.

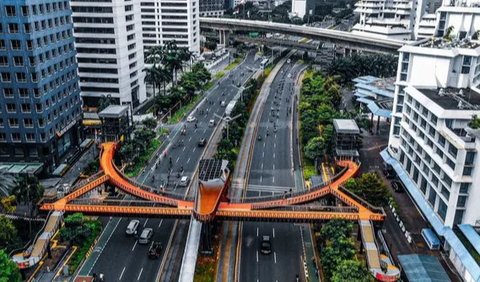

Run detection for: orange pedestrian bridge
[[39, 142, 385, 222], [33, 142, 400, 281]]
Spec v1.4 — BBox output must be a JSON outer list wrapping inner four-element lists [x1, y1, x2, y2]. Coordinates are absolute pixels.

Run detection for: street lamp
[[214, 113, 242, 139]]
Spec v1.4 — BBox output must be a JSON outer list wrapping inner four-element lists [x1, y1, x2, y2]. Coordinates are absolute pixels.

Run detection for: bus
[[260, 58, 269, 69]]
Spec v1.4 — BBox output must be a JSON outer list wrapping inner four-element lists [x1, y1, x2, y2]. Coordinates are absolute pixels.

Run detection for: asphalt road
[[84, 50, 262, 281], [240, 60, 306, 282]]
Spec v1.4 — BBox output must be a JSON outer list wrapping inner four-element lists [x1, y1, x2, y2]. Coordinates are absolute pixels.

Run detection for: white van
[[221, 101, 226, 107], [126, 219, 140, 235], [209, 120, 215, 127], [179, 176, 190, 187]]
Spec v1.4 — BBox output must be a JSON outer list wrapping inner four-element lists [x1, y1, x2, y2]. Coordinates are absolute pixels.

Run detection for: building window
[[11, 40, 21, 50], [453, 210, 464, 225], [1, 72, 11, 82], [465, 151, 475, 165], [463, 166, 473, 176], [459, 183, 470, 194], [437, 200, 447, 221], [11, 133, 21, 142], [13, 56, 24, 66], [8, 23, 18, 33], [457, 195, 468, 208], [8, 118, 18, 127], [16, 72, 27, 82], [5, 6, 16, 16], [0, 56, 7, 66]]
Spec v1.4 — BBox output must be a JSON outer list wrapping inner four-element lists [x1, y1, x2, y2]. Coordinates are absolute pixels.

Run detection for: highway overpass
[[200, 17, 405, 53]]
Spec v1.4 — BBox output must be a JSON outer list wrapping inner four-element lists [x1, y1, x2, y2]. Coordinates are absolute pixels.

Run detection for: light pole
[[214, 114, 242, 139]]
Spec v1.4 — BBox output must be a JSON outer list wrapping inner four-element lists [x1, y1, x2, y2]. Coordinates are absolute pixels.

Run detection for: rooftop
[[333, 119, 360, 134], [418, 87, 480, 110], [98, 105, 130, 118], [397, 254, 450, 282], [417, 37, 480, 50]]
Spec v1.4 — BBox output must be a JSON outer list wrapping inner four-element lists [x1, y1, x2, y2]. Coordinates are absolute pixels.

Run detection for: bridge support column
[[218, 30, 228, 48], [200, 221, 214, 255]]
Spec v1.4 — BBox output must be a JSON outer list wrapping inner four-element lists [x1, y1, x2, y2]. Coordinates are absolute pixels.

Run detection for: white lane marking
[[192, 147, 196, 152], [272, 176, 275, 184], [273, 152, 275, 159], [262, 151, 265, 158], [137, 268, 143, 281], [273, 228, 275, 238], [274, 251, 277, 264], [274, 143, 276, 149], [182, 147, 186, 152], [131, 241, 138, 252], [204, 129, 207, 133], [263, 142, 266, 148], [188, 136, 192, 142], [261, 163, 264, 170], [143, 218, 149, 227], [256, 227, 259, 237], [187, 157, 191, 164], [256, 251, 259, 263], [260, 175, 263, 183], [158, 219, 163, 228], [273, 164, 275, 170], [176, 157, 180, 163], [119, 266, 126, 280], [275, 134, 277, 139]]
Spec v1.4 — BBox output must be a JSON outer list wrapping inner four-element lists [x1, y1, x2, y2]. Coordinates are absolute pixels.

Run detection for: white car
[[186, 116, 196, 122]]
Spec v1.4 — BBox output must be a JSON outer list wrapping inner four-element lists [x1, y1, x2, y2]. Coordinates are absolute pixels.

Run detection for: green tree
[[304, 136, 326, 161], [0, 216, 17, 250], [142, 118, 157, 130], [204, 40, 217, 51], [332, 260, 372, 282], [11, 176, 44, 214], [0, 249, 21, 282], [97, 95, 118, 112], [0, 169, 16, 197], [344, 173, 389, 206], [60, 213, 100, 245]]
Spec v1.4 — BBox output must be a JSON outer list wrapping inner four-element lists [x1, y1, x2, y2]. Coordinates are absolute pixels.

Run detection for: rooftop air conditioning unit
[[438, 88, 445, 96], [458, 89, 465, 97]]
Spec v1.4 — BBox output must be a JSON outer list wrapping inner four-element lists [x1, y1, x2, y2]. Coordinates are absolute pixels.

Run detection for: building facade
[[140, 0, 200, 54], [0, 0, 83, 172], [71, 0, 147, 109], [382, 16, 480, 280], [199, 0, 225, 17], [352, 0, 443, 40]]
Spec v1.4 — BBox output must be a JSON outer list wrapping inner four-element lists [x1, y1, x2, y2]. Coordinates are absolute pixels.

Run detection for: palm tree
[[144, 66, 159, 98], [145, 45, 165, 66], [0, 169, 16, 197]]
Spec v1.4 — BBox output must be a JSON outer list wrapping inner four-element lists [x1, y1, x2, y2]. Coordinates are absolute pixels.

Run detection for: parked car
[[260, 235, 272, 254], [209, 120, 216, 127], [186, 115, 196, 122], [391, 180, 406, 193], [382, 163, 396, 179], [138, 228, 153, 244], [148, 241, 162, 259], [198, 138, 206, 147], [126, 219, 140, 235]]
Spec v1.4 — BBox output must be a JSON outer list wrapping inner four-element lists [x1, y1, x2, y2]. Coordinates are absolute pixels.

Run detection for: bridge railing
[[110, 161, 194, 201], [69, 198, 177, 208], [338, 185, 385, 217], [269, 205, 358, 213]]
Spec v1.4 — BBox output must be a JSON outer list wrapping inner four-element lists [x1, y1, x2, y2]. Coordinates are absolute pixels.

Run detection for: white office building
[[291, 0, 306, 18], [381, 18, 480, 281], [140, 0, 200, 55], [352, 0, 443, 40], [71, 0, 147, 109]]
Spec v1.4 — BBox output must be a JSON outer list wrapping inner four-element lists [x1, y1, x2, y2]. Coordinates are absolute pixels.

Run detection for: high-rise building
[[382, 7, 480, 280], [140, 0, 200, 54], [71, 0, 147, 109], [199, 0, 225, 17], [0, 0, 83, 172], [352, 0, 443, 40]]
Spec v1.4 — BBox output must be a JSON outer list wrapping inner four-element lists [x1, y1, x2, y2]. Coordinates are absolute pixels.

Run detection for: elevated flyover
[[199, 17, 405, 53]]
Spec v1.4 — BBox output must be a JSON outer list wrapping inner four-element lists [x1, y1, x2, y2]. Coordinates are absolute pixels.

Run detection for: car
[[148, 241, 162, 259], [198, 138, 206, 147], [126, 219, 140, 235], [186, 115, 196, 122], [221, 101, 226, 107], [260, 235, 272, 254], [382, 163, 396, 179], [391, 180, 406, 193], [209, 119, 216, 127], [138, 228, 153, 244], [288, 73, 292, 79], [179, 176, 190, 187]]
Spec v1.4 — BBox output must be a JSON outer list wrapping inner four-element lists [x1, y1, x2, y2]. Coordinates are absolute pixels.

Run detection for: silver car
[[138, 228, 153, 244]]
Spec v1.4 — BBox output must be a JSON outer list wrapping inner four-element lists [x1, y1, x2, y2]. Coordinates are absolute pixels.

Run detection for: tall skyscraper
[[382, 5, 480, 280], [0, 0, 83, 172], [71, 0, 147, 109], [140, 0, 200, 55]]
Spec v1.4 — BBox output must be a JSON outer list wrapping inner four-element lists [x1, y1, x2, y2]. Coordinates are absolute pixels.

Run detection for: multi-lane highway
[[240, 59, 306, 282], [78, 50, 262, 281]]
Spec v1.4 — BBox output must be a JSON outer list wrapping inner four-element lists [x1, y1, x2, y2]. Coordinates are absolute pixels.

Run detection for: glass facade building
[[0, 0, 82, 172]]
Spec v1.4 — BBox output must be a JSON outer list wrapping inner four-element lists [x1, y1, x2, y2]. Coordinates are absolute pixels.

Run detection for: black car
[[382, 163, 396, 179], [148, 241, 162, 259], [260, 235, 272, 255], [198, 138, 206, 147], [391, 180, 406, 193]]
